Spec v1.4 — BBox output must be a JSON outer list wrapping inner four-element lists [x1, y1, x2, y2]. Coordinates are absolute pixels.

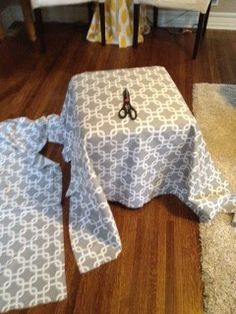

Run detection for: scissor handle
[[129, 106, 137, 120], [118, 107, 127, 119]]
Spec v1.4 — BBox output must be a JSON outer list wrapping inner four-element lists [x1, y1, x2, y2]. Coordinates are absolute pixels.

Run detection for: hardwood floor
[[0, 23, 235, 314]]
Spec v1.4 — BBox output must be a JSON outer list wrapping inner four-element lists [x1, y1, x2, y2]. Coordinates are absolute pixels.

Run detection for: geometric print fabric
[[59, 66, 236, 273], [0, 116, 67, 313], [1, 66, 236, 312], [61, 66, 236, 223]]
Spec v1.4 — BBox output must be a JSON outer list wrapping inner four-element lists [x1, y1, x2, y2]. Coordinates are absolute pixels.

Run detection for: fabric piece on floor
[[0, 116, 67, 313]]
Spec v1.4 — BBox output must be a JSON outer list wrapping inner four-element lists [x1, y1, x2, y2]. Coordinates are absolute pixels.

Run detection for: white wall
[[212, 0, 236, 13]]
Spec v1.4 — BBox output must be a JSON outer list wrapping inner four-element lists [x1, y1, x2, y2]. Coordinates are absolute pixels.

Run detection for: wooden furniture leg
[[0, 19, 5, 40], [203, 0, 212, 37], [99, 2, 106, 46], [87, 2, 93, 24], [133, 3, 140, 48], [34, 8, 46, 52], [153, 7, 158, 28], [20, 0, 37, 42], [192, 13, 204, 59]]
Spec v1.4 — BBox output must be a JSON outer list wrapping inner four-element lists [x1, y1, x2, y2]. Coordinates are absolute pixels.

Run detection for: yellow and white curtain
[[87, 0, 148, 48]]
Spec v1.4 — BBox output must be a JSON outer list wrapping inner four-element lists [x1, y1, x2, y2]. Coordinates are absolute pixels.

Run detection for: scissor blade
[[123, 88, 130, 100]]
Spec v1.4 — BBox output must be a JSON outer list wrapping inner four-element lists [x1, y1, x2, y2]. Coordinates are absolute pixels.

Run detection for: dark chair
[[133, 0, 212, 59], [30, 0, 106, 52]]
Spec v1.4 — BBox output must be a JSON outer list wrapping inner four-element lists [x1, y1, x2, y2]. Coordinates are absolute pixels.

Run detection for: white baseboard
[[1, 4, 236, 31], [208, 12, 236, 30]]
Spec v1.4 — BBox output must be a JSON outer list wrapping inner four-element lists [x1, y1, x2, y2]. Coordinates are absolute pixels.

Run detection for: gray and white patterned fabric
[[1, 66, 236, 311], [46, 111, 122, 273], [60, 66, 236, 273], [60, 84, 122, 273], [0, 116, 67, 313]]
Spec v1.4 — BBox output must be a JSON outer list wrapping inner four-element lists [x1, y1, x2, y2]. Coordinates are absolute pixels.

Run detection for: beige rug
[[192, 84, 236, 314]]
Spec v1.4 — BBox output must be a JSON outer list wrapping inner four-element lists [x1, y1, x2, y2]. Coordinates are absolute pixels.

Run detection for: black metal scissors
[[118, 88, 137, 120]]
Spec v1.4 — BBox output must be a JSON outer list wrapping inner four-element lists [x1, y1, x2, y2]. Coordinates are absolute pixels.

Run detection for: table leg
[[20, 0, 37, 42]]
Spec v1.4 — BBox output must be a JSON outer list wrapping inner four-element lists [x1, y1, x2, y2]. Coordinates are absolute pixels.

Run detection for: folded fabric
[[46, 114, 122, 273]]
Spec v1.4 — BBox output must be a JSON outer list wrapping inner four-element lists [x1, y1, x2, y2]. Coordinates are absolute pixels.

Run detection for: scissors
[[118, 88, 137, 120]]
